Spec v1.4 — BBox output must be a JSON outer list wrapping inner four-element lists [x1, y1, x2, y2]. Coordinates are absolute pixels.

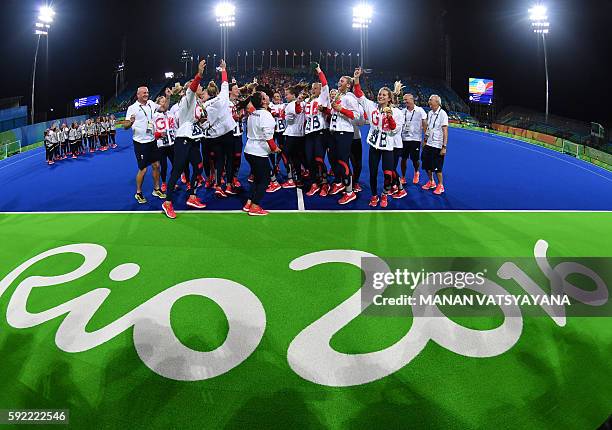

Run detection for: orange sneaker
[[380, 194, 388, 208], [338, 192, 357, 205], [186, 195, 206, 209], [242, 201, 252, 212], [393, 189, 407, 199], [248, 205, 269, 216], [421, 181, 437, 190], [281, 179, 296, 189], [266, 182, 281, 193], [412, 171, 420, 184], [306, 183, 321, 196], [368, 195, 379, 207], [329, 183, 345, 195], [433, 184, 445, 195], [319, 183, 330, 197], [400, 176, 407, 185], [162, 201, 176, 219]]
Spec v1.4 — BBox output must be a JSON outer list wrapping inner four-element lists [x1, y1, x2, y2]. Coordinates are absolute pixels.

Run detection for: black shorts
[[421, 145, 445, 172], [402, 140, 421, 162], [133, 140, 160, 170]]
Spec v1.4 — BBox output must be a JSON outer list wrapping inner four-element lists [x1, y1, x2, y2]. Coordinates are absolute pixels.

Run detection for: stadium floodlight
[[38, 5, 55, 23], [165, 72, 174, 79], [32, 5, 55, 124], [352, 2, 373, 68], [215, 2, 235, 65], [352, 4, 372, 28], [529, 4, 551, 122]]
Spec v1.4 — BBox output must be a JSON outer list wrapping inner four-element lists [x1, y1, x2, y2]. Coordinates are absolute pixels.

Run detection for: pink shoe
[[162, 201, 176, 219], [248, 205, 269, 216], [186, 195, 207, 209], [266, 182, 281, 193], [306, 183, 321, 196], [421, 181, 437, 190], [338, 192, 357, 205], [329, 183, 345, 195], [393, 189, 407, 199]]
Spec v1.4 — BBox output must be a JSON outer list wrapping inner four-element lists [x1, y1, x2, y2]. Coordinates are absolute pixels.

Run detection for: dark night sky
[[0, 0, 610, 125]]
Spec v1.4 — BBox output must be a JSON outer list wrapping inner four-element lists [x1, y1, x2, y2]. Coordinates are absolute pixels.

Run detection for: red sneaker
[[225, 184, 238, 195], [380, 194, 388, 208], [161, 182, 167, 193], [281, 179, 296, 189], [242, 201, 252, 212], [338, 192, 357, 205], [413, 171, 420, 184], [205, 177, 214, 189], [393, 189, 407, 199], [306, 183, 321, 196], [247, 174, 254, 183], [319, 183, 330, 197], [248, 205, 269, 216], [390, 185, 398, 195], [232, 177, 242, 188], [421, 181, 437, 190], [266, 182, 281, 193], [214, 186, 227, 198], [353, 183, 362, 193], [181, 173, 187, 184], [400, 176, 407, 185], [368, 196, 379, 207], [433, 184, 445, 195], [72, 155, 77, 159], [162, 201, 177, 219], [186, 195, 206, 209], [111, 144, 118, 149], [329, 183, 345, 195]]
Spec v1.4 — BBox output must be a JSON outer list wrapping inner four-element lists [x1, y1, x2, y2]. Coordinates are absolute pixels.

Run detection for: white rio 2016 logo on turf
[[0, 241, 608, 387]]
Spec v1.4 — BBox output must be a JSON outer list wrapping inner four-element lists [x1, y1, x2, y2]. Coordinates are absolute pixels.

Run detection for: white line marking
[[0, 210, 610, 215], [296, 188, 305, 211], [0, 150, 43, 171]]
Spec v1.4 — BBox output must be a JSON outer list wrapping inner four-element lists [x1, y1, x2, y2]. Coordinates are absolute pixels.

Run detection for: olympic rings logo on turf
[[0, 240, 607, 386]]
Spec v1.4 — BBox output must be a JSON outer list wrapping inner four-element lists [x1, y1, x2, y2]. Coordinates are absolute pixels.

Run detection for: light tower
[[215, 2, 235, 63], [32, 5, 54, 124], [529, 4, 551, 122], [352, 2, 373, 69]]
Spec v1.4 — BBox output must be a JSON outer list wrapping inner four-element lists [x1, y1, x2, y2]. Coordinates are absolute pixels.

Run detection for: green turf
[[0, 212, 610, 429]]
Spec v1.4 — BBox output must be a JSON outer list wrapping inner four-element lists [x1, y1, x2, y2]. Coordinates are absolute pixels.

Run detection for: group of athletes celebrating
[[43, 116, 118, 164], [123, 58, 449, 218]]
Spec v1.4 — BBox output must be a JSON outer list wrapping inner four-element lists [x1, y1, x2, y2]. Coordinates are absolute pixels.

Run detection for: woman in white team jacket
[[242, 91, 282, 216], [352, 67, 405, 208]]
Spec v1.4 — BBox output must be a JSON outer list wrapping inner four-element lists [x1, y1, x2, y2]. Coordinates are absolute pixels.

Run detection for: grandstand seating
[[496, 106, 594, 147]]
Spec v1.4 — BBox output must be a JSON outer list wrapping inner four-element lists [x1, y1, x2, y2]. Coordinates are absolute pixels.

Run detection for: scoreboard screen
[[468, 78, 494, 105], [74, 95, 101, 109]]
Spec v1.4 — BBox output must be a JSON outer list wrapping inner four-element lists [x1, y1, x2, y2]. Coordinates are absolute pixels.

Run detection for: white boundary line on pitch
[[0, 210, 610, 215], [296, 188, 305, 211], [0, 150, 43, 171]]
